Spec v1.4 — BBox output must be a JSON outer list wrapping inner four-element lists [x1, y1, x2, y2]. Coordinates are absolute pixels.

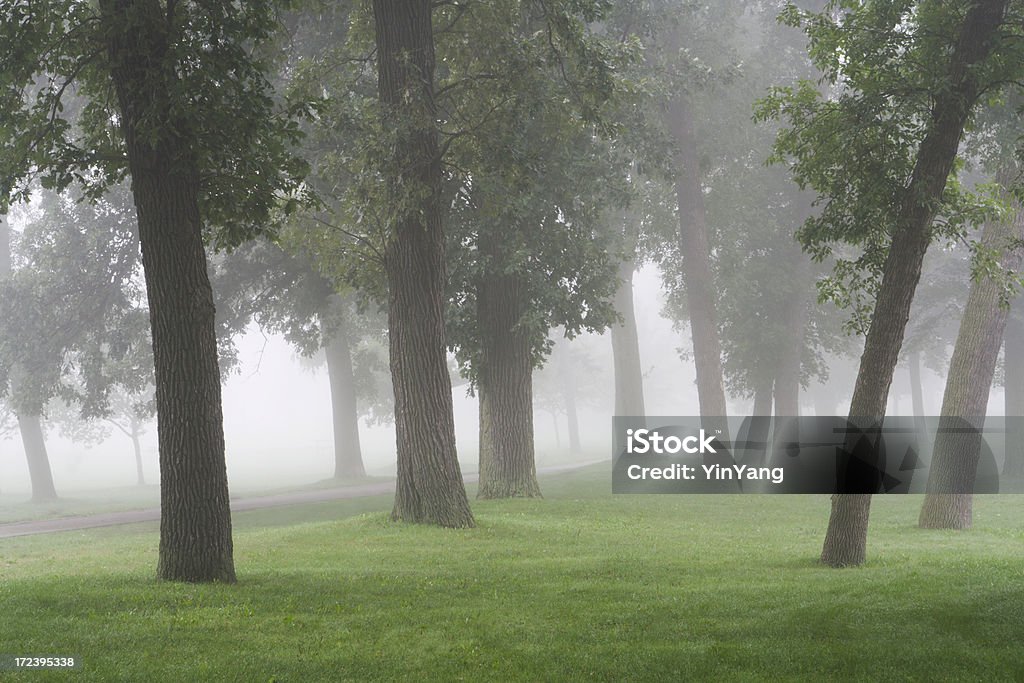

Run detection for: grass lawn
[[1, 464, 1022, 681]]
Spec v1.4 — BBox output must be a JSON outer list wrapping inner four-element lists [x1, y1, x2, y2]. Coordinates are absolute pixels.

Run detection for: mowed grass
[[1, 465, 1023, 682]]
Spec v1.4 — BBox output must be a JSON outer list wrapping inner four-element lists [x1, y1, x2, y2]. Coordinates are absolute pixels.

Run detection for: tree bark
[[324, 326, 366, 480], [820, 0, 1008, 567], [101, 0, 235, 582], [919, 196, 1024, 528], [17, 413, 57, 502], [1004, 311, 1024, 478], [373, 0, 473, 527], [476, 268, 541, 499], [665, 92, 729, 430], [611, 258, 646, 417]]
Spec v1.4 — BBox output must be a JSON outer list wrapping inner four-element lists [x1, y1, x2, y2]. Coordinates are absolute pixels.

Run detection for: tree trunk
[[820, 0, 1007, 567], [476, 267, 541, 498], [373, 0, 473, 527], [1, 216, 7, 496], [774, 303, 804, 417], [1004, 311, 1024, 478], [665, 92, 729, 430], [101, 0, 235, 582], [130, 417, 146, 486], [753, 376, 774, 417], [17, 413, 57, 502], [560, 357, 582, 454], [908, 351, 925, 419], [611, 258, 646, 417], [0, 213, 9, 276], [775, 243, 808, 417], [919, 195, 1024, 528], [325, 326, 366, 481]]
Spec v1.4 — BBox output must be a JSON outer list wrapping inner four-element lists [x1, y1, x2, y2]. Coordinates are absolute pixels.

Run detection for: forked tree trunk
[[102, 0, 235, 582], [373, 0, 473, 527], [919, 196, 1024, 529], [325, 327, 366, 480], [611, 259, 646, 417], [820, 0, 1008, 567], [476, 270, 541, 499], [18, 414, 57, 502], [1004, 312, 1024, 478], [665, 92, 729, 431]]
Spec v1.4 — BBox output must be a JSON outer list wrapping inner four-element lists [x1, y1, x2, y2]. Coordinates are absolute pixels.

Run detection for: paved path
[[0, 460, 604, 539]]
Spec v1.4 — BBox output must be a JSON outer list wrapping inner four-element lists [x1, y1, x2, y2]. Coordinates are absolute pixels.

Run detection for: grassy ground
[[1, 465, 1022, 681], [0, 476, 395, 525]]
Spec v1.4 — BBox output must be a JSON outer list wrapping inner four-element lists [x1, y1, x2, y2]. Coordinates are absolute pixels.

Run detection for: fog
[[1, 257, 993, 500]]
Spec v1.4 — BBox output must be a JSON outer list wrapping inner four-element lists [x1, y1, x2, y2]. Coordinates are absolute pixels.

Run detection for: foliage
[[756, 0, 1024, 333], [211, 237, 393, 423], [0, 0, 312, 247], [0, 187, 150, 418]]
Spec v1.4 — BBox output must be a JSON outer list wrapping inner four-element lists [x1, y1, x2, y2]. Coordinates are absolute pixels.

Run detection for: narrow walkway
[[0, 460, 604, 539]]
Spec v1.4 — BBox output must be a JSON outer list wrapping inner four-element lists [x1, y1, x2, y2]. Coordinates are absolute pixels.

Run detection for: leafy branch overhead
[[0, 0, 313, 246]]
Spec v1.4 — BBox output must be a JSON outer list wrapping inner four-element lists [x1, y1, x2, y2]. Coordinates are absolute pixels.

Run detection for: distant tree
[[0, 189, 145, 501], [440, 2, 629, 498], [760, 0, 1021, 567], [213, 238, 391, 480]]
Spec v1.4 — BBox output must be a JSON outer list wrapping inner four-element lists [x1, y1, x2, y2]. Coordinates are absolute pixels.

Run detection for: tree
[[919, 178, 1024, 528], [1, 189, 147, 501], [212, 238, 391, 481], [761, 0, 1019, 566], [1, 0, 309, 581], [370, 0, 474, 527], [439, 5, 628, 497]]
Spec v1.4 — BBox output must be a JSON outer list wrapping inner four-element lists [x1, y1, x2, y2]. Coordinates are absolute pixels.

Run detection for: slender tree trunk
[[477, 265, 541, 498], [131, 424, 145, 486], [373, 0, 473, 527], [753, 377, 774, 417], [820, 0, 1008, 567], [17, 414, 57, 502], [560, 358, 582, 454], [1, 216, 7, 496], [908, 351, 925, 419], [324, 326, 366, 480], [551, 411, 562, 449], [919, 195, 1024, 528], [611, 258, 646, 417], [665, 93, 729, 430], [776, 243, 808, 417], [774, 304, 804, 417], [102, 0, 234, 582], [1004, 311, 1024, 478], [0, 213, 9, 276]]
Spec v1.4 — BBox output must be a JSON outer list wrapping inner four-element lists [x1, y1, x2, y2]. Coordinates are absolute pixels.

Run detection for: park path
[[0, 460, 603, 539]]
